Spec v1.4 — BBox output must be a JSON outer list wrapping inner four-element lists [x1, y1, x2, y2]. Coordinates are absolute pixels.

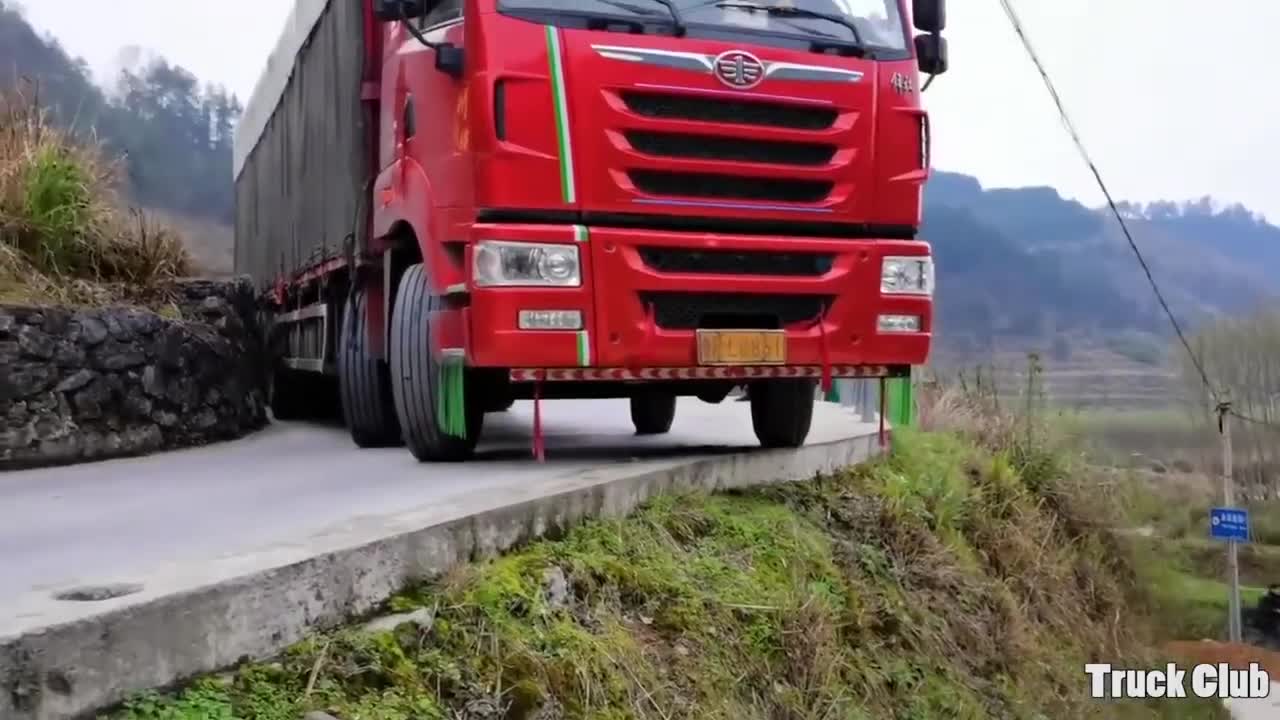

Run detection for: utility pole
[[1219, 400, 1243, 643]]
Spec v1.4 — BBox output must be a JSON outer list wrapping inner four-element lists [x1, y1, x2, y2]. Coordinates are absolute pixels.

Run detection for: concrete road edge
[[0, 430, 882, 720]]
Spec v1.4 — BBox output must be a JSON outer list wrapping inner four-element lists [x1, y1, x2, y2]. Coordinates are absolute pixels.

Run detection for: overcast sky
[[21, 0, 1280, 220]]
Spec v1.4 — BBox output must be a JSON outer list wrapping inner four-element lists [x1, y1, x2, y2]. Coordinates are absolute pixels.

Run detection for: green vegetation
[[1142, 560, 1265, 643], [1066, 408, 1198, 436], [0, 90, 189, 305], [1120, 467, 1280, 547], [1113, 458, 1280, 645], [109, 407, 1228, 720], [1055, 407, 1209, 467]]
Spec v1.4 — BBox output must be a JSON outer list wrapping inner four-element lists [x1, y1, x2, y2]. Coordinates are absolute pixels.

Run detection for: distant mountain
[[0, 0, 109, 131], [923, 170, 1278, 355]]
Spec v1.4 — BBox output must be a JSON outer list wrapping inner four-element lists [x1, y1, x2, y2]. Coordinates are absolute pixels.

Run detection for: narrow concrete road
[[1226, 683, 1280, 718], [0, 398, 877, 604]]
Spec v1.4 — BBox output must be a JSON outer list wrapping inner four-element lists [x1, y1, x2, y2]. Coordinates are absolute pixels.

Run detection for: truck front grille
[[629, 170, 833, 204], [620, 91, 838, 131], [639, 291, 830, 330], [638, 247, 834, 277], [626, 131, 836, 167]]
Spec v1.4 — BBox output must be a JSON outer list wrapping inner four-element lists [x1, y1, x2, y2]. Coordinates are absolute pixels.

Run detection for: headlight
[[474, 240, 581, 287], [881, 256, 934, 296]]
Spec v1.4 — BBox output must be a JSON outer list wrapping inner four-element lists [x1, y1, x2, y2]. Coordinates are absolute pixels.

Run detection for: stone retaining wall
[[0, 279, 268, 470]]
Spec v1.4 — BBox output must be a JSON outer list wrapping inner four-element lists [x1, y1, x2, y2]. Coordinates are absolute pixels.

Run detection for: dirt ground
[[1165, 641, 1280, 676]]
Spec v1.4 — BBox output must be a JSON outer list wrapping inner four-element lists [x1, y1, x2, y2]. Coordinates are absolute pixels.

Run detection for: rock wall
[[0, 279, 268, 470]]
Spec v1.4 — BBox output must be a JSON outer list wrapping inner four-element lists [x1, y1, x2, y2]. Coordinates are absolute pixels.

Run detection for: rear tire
[[390, 264, 483, 462], [338, 290, 402, 447], [630, 392, 677, 435], [749, 379, 816, 448]]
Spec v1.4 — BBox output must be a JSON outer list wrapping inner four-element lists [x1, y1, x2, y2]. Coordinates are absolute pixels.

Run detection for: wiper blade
[[598, 0, 688, 36], [713, 2, 864, 48]]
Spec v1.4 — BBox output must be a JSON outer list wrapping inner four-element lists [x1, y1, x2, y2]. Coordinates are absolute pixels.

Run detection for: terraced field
[[929, 346, 1184, 410]]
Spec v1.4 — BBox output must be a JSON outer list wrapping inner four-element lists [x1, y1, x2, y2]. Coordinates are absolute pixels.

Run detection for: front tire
[[749, 379, 816, 448], [390, 264, 483, 462], [338, 290, 402, 447], [630, 391, 677, 435]]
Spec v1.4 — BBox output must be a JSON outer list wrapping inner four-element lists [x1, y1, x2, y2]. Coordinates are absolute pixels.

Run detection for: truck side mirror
[[915, 33, 948, 76], [374, 0, 432, 22], [912, 0, 945, 33]]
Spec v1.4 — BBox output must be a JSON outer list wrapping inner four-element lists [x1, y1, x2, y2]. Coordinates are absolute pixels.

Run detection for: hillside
[[924, 171, 1279, 357]]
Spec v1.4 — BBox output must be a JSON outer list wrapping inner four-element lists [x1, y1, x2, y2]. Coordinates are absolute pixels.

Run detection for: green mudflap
[[824, 383, 840, 403], [435, 356, 467, 438], [886, 373, 915, 428]]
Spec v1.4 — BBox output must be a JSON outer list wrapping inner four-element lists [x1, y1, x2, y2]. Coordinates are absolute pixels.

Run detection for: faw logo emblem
[[713, 50, 765, 89], [890, 72, 914, 95]]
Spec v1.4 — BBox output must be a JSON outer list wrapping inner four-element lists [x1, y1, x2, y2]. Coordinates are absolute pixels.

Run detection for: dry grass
[[915, 371, 1073, 465], [1166, 640, 1280, 676], [149, 208, 233, 277], [0, 86, 190, 306]]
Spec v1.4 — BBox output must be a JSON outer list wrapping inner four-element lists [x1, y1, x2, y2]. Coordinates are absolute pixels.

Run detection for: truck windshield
[[501, 0, 908, 52]]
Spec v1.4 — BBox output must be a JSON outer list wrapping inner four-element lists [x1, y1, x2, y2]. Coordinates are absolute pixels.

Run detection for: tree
[[108, 60, 240, 222]]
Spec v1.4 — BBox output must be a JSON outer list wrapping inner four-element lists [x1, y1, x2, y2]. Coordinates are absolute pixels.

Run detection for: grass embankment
[[111, 397, 1227, 720], [0, 88, 188, 306], [1121, 472, 1280, 642]]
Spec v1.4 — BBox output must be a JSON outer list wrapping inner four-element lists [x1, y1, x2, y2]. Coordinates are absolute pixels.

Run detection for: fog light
[[878, 314, 922, 333], [519, 310, 583, 330]]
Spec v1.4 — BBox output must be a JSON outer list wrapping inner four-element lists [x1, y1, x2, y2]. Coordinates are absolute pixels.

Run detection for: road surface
[[1226, 683, 1280, 718], [0, 398, 877, 605]]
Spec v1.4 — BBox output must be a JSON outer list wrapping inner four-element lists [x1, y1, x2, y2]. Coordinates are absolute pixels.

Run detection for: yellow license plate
[[696, 330, 787, 366]]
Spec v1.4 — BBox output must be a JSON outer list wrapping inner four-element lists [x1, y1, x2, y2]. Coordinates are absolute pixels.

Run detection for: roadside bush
[[0, 87, 189, 304]]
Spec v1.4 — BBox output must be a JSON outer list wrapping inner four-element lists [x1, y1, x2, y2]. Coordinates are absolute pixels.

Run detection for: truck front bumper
[[465, 223, 932, 377]]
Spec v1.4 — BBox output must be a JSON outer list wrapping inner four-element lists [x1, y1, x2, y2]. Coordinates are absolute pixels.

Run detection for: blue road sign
[[1210, 507, 1250, 542]]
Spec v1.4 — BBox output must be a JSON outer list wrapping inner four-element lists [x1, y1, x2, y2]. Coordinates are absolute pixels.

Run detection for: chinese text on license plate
[[696, 330, 787, 366]]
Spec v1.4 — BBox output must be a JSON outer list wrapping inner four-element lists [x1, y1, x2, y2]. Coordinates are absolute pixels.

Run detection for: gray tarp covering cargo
[[233, 0, 371, 290]]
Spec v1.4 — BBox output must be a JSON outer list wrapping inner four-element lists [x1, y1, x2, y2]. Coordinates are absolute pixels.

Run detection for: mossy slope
[[111, 430, 1224, 720]]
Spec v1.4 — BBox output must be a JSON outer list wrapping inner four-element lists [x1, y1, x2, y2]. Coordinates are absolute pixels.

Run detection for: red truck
[[234, 0, 945, 462]]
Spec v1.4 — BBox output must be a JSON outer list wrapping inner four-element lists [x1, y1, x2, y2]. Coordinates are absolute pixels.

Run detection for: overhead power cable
[[993, 0, 1280, 434], [997, 0, 1280, 430], [994, 0, 1221, 404]]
